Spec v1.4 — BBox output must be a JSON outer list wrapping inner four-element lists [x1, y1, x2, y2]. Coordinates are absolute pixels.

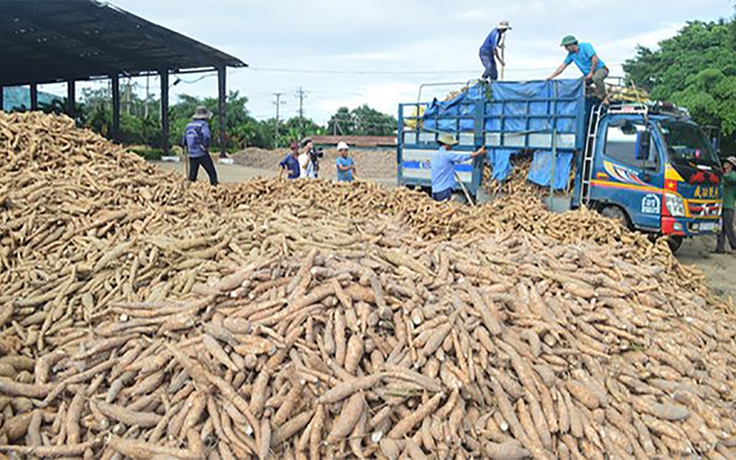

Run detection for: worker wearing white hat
[[479, 20, 511, 82], [335, 141, 357, 183]]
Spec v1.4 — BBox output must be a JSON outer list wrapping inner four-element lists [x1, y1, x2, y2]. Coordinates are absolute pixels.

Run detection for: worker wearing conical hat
[[182, 106, 218, 186], [430, 134, 486, 202]]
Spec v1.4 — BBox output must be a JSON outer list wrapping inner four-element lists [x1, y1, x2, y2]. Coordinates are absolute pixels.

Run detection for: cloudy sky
[[75, 0, 736, 123]]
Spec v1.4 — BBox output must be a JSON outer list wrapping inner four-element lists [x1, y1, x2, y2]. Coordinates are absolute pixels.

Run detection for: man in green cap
[[548, 35, 609, 104], [430, 133, 486, 202], [716, 156, 736, 254]]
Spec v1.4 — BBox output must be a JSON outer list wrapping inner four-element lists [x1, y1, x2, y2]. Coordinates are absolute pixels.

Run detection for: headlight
[[665, 193, 686, 217]]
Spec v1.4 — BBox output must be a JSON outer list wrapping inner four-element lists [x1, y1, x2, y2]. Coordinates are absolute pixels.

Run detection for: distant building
[[3, 87, 61, 112], [312, 135, 396, 152]]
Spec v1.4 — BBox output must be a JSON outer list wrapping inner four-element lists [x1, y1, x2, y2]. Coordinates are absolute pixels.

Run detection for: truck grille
[[688, 202, 721, 218]]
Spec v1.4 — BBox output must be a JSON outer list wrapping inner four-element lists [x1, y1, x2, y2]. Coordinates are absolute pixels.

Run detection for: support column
[[160, 70, 170, 156], [30, 83, 38, 111], [217, 66, 227, 158], [66, 80, 76, 119], [0, 86, 4, 112], [111, 75, 120, 142]]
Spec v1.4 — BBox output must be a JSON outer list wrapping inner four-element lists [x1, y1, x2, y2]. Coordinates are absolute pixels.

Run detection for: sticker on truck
[[641, 194, 661, 215]]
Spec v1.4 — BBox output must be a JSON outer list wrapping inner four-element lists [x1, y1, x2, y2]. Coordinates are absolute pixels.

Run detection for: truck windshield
[[658, 120, 719, 167]]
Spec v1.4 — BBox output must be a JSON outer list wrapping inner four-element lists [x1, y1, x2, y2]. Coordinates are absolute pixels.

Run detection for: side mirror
[[636, 130, 651, 161]]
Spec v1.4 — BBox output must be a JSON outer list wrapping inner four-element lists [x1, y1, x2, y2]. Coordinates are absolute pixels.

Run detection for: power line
[[245, 63, 624, 76]]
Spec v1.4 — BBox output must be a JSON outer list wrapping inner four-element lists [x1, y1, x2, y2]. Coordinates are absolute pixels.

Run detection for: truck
[[397, 78, 723, 252]]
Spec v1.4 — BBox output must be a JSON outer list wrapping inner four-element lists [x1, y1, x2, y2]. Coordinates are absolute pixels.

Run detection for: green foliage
[[327, 105, 397, 136], [127, 145, 163, 161], [623, 17, 736, 154], [76, 83, 396, 151]]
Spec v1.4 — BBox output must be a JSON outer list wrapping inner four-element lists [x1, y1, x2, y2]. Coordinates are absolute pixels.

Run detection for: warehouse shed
[[0, 0, 247, 155]]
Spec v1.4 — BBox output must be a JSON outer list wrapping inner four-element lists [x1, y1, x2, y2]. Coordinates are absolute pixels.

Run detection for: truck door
[[592, 119, 664, 232]]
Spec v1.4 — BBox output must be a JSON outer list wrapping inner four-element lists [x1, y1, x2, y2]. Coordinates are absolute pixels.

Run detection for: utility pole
[[273, 92, 285, 148], [295, 87, 308, 137]]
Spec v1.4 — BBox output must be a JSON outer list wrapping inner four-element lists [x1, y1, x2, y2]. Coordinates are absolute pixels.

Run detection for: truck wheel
[[600, 205, 630, 229], [667, 236, 683, 254]]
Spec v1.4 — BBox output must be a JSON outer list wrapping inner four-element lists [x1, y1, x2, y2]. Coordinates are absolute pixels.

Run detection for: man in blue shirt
[[548, 35, 610, 103], [431, 133, 486, 202], [479, 20, 511, 82], [182, 106, 218, 185], [335, 141, 357, 183], [279, 142, 301, 180]]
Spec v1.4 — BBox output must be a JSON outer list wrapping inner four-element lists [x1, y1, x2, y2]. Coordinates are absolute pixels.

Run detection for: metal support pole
[[66, 80, 76, 119], [217, 66, 227, 158], [0, 86, 4, 112], [30, 83, 38, 111], [548, 129, 558, 210], [111, 75, 120, 141], [160, 70, 170, 156]]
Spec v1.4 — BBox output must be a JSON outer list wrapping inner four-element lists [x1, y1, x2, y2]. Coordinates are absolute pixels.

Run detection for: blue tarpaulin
[[528, 150, 574, 190], [421, 79, 584, 183], [423, 79, 583, 135], [488, 149, 513, 182]]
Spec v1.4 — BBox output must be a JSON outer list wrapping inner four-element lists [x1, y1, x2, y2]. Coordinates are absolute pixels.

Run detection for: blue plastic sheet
[[488, 149, 514, 181], [423, 79, 584, 137], [418, 80, 582, 186], [486, 80, 582, 135], [528, 150, 574, 190]]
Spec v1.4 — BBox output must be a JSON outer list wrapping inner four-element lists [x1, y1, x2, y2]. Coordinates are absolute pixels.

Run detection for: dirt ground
[[233, 147, 398, 181], [677, 235, 736, 302], [154, 156, 735, 303]]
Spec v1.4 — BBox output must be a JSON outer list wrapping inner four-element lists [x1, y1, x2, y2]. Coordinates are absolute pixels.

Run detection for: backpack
[[184, 122, 205, 152]]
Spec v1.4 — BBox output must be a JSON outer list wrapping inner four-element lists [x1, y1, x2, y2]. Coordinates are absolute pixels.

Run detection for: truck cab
[[575, 103, 723, 251]]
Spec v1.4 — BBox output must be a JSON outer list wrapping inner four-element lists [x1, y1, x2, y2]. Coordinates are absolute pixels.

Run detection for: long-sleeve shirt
[[723, 170, 736, 209], [431, 148, 472, 194], [182, 120, 211, 158], [480, 28, 501, 55]]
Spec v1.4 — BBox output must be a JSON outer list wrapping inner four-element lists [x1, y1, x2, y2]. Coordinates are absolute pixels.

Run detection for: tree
[[352, 105, 397, 136], [623, 18, 736, 154], [327, 105, 397, 136], [279, 117, 324, 147]]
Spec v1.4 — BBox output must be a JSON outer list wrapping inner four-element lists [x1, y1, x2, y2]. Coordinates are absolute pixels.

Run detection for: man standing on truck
[[182, 106, 218, 186], [479, 20, 511, 82], [431, 133, 486, 202], [548, 35, 609, 104], [716, 156, 736, 254]]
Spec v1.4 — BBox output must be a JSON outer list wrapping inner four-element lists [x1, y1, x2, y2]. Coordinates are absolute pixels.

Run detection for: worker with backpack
[[182, 106, 219, 186]]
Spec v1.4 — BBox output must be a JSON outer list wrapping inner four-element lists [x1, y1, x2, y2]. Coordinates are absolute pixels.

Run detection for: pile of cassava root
[[0, 111, 735, 459]]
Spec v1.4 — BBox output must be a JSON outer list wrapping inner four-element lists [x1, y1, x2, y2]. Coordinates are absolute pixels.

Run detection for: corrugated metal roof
[[0, 0, 247, 87]]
